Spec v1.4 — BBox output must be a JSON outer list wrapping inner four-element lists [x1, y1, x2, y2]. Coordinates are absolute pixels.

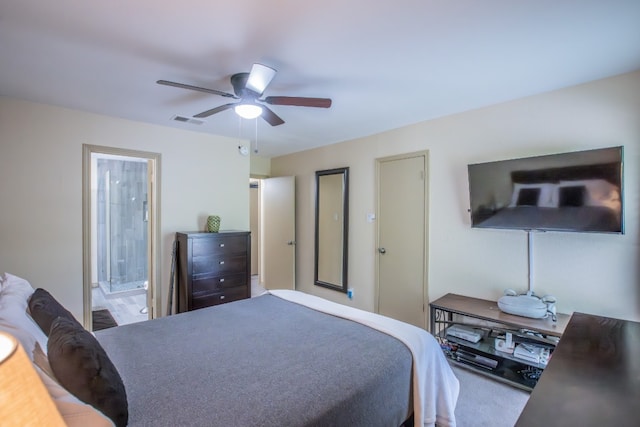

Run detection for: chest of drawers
[[176, 231, 251, 312]]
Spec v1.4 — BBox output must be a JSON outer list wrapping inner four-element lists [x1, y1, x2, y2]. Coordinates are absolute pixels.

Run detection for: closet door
[[376, 153, 428, 328], [261, 176, 296, 290]]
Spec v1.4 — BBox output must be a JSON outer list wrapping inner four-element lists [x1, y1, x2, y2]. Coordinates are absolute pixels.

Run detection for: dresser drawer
[[192, 273, 247, 294], [192, 235, 247, 257], [191, 287, 247, 310], [192, 255, 247, 275]]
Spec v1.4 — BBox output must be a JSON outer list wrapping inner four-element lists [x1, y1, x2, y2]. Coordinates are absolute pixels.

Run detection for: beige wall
[[0, 97, 250, 320], [272, 71, 640, 321], [250, 155, 271, 177]]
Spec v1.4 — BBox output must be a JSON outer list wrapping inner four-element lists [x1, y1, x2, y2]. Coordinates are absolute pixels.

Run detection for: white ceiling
[[1, 0, 639, 157]]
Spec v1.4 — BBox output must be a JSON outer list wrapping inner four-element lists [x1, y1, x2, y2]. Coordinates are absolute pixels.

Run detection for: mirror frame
[[314, 167, 349, 293]]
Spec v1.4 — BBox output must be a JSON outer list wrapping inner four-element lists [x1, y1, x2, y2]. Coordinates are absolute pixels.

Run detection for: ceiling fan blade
[[246, 63, 277, 95], [157, 80, 237, 99], [193, 103, 236, 118], [263, 96, 332, 108], [261, 106, 285, 126]]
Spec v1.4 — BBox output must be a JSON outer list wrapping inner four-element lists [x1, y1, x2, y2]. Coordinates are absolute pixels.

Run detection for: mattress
[[97, 293, 416, 426]]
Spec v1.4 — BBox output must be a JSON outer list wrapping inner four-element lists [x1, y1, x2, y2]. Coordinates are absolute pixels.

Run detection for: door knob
[[287, 241, 296, 246], [378, 247, 386, 254]]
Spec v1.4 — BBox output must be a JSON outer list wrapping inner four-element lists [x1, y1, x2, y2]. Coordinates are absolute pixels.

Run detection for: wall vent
[[171, 115, 204, 125]]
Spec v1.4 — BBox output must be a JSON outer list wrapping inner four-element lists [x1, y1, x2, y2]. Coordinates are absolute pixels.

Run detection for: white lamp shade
[[0, 331, 66, 426], [245, 63, 277, 95], [234, 103, 263, 119]]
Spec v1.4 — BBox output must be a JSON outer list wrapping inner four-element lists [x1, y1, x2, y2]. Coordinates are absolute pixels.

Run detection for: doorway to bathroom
[[82, 145, 160, 331]]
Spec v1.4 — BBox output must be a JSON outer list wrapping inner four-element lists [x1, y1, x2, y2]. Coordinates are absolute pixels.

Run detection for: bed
[[477, 205, 620, 232], [473, 162, 622, 233], [0, 274, 459, 427]]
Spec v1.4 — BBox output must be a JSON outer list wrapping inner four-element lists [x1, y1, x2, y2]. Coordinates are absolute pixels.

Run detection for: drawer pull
[[219, 278, 225, 283], [220, 295, 225, 300], [219, 243, 225, 248], [219, 261, 225, 265]]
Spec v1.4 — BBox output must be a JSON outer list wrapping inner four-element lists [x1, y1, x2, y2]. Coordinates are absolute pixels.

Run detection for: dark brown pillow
[[559, 185, 587, 207], [48, 317, 128, 427], [28, 288, 82, 336], [516, 188, 541, 206]]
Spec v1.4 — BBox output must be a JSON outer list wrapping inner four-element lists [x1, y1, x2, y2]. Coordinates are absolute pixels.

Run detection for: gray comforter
[[96, 294, 412, 427], [476, 206, 620, 232]]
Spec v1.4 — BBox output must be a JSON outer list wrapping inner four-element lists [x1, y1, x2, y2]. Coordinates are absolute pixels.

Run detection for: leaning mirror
[[315, 167, 349, 293]]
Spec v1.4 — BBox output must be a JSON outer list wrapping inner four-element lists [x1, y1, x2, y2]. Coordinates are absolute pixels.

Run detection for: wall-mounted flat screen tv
[[467, 146, 623, 234]]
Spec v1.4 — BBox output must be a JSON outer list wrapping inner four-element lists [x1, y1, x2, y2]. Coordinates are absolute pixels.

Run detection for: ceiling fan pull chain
[[254, 118, 259, 154]]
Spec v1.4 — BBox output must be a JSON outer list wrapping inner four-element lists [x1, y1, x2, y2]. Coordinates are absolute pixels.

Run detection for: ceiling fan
[[157, 63, 332, 126]]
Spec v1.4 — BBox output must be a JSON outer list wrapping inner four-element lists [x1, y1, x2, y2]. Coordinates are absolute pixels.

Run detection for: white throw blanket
[[269, 290, 459, 427]]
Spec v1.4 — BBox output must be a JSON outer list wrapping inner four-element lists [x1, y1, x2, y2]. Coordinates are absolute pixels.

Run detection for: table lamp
[[0, 331, 66, 426]]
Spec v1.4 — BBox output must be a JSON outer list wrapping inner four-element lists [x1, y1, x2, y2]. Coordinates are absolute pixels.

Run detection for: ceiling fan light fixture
[[246, 63, 277, 95], [234, 103, 263, 119]]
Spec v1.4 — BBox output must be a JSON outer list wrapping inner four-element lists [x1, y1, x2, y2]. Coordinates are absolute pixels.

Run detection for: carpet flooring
[[92, 308, 118, 331], [452, 364, 530, 426]]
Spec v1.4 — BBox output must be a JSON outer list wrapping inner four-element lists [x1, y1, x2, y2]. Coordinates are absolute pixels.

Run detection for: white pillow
[[0, 273, 49, 359], [509, 183, 556, 208], [553, 179, 621, 212], [0, 273, 34, 305]]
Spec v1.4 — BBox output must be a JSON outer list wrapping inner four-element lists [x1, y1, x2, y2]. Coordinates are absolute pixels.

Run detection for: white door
[[249, 181, 259, 275], [376, 153, 428, 328], [260, 176, 296, 290]]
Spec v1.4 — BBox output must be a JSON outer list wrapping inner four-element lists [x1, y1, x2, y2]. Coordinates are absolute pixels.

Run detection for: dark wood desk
[[516, 312, 640, 427]]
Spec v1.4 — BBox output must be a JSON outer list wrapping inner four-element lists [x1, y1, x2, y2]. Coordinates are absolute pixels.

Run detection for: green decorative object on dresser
[[206, 215, 221, 233]]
